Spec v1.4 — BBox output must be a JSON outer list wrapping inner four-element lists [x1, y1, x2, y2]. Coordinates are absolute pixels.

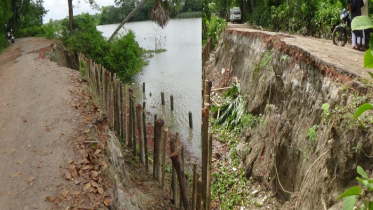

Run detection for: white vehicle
[[230, 7, 241, 23]]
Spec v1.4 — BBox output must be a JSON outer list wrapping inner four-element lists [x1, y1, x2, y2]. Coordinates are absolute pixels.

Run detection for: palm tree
[[108, 0, 174, 42]]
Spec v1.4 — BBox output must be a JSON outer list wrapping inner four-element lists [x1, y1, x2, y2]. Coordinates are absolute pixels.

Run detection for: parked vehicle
[[230, 7, 241, 23], [332, 8, 350, 47], [7, 29, 15, 44]]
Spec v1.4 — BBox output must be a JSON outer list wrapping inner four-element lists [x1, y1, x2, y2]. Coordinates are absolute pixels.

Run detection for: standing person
[[362, 0, 369, 49], [348, 0, 365, 50]]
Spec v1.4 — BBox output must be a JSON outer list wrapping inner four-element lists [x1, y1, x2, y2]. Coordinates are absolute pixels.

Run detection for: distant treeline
[[100, 0, 201, 25], [204, 0, 373, 38]]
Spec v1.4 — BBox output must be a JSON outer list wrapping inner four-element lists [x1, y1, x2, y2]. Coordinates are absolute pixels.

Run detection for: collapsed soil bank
[[206, 29, 373, 209]]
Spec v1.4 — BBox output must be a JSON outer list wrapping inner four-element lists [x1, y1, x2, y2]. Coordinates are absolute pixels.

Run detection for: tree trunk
[[251, 0, 256, 13], [68, 0, 73, 33], [108, 0, 148, 42]]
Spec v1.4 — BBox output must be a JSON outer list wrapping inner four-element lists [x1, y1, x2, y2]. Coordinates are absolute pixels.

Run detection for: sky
[[43, 0, 115, 24]]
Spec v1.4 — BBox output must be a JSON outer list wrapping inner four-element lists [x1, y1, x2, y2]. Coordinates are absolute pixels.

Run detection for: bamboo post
[[114, 79, 120, 134], [127, 89, 133, 148], [196, 173, 202, 210], [142, 82, 145, 93], [192, 162, 197, 210], [201, 108, 209, 209], [110, 87, 114, 129], [180, 145, 185, 209], [161, 92, 165, 105], [189, 111, 193, 128], [170, 153, 190, 210], [204, 95, 210, 109], [132, 95, 136, 157], [96, 64, 100, 96], [120, 83, 124, 141], [153, 114, 158, 178], [142, 107, 149, 172], [136, 104, 145, 164], [102, 67, 105, 105], [161, 127, 169, 190], [155, 118, 164, 182], [170, 95, 174, 111], [170, 136, 177, 204], [205, 80, 212, 103], [124, 85, 128, 145], [206, 133, 213, 210]]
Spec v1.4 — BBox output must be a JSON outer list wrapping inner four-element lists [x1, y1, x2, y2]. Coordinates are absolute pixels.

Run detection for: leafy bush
[[338, 166, 373, 210], [0, 35, 9, 53], [208, 14, 227, 47], [62, 13, 145, 82]]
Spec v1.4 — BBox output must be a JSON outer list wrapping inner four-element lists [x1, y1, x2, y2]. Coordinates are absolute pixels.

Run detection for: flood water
[[97, 18, 202, 160]]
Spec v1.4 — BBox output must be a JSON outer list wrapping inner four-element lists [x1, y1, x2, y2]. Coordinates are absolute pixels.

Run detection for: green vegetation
[[175, 11, 202, 19], [211, 83, 260, 129], [211, 127, 251, 209], [61, 14, 145, 82], [306, 125, 318, 151], [207, 14, 227, 47], [202, 0, 372, 39], [339, 166, 373, 210]]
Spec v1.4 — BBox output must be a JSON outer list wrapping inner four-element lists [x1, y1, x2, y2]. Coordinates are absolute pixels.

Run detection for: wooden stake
[[180, 145, 185, 209], [189, 111, 193, 128], [161, 127, 169, 190], [170, 136, 177, 204], [155, 118, 164, 182], [201, 108, 209, 209], [192, 162, 197, 210], [142, 82, 145, 93], [127, 89, 133, 148], [196, 173, 202, 210], [142, 107, 149, 172], [120, 83, 124, 141], [206, 132, 213, 210], [132, 95, 136, 157], [124, 85, 128, 145], [170, 95, 174, 111], [161, 92, 165, 105], [153, 114, 158, 178], [170, 153, 190, 210], [136, 104, 144, 164]]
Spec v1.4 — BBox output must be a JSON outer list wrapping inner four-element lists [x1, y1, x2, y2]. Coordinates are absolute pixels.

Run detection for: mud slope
[[206, 28, 373, 209]]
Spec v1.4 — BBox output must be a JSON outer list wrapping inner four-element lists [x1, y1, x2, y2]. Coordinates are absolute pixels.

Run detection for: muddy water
[[97, 19, 202, 160]]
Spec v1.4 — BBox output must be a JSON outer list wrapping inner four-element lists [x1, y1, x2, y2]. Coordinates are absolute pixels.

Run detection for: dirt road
[[0, 38, 82, 210], [227, 24, 370, 79]]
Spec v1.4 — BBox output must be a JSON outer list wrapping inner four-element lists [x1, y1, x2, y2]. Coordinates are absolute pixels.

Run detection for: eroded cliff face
[[207, 29, 373, 209]]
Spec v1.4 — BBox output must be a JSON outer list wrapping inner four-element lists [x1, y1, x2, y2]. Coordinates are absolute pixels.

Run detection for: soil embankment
[[0, 38, 175, 210], [206, 25, 373, 209]]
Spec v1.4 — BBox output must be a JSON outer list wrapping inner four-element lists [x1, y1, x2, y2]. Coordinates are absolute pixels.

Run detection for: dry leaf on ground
[[38, 161, 43, 168], [83, 183, 91, 191], [7, 191, 12, 196], [90, 171, 98, 178], [27, 176, 35, 184], [45, 196, 56, 202], [90, 180, 99, 188], [65, 173, 72, 180], [17, 160, 23, 164], [103, 197, 110, 206], [97, 187, 104, 195], [10, 173, 21, 178], [62, 189, 69, 197]]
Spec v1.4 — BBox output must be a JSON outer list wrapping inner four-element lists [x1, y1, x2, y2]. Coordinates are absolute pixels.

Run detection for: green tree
[[108, 0, 180, 41]]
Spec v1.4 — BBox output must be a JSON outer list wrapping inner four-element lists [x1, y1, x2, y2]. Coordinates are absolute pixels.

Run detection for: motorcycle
[[10, 34, 15, 44], [332, 8, 350, 47]]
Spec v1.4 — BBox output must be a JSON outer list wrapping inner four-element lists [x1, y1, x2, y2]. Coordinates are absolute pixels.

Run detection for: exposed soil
[[206, 25, 373, 210]]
